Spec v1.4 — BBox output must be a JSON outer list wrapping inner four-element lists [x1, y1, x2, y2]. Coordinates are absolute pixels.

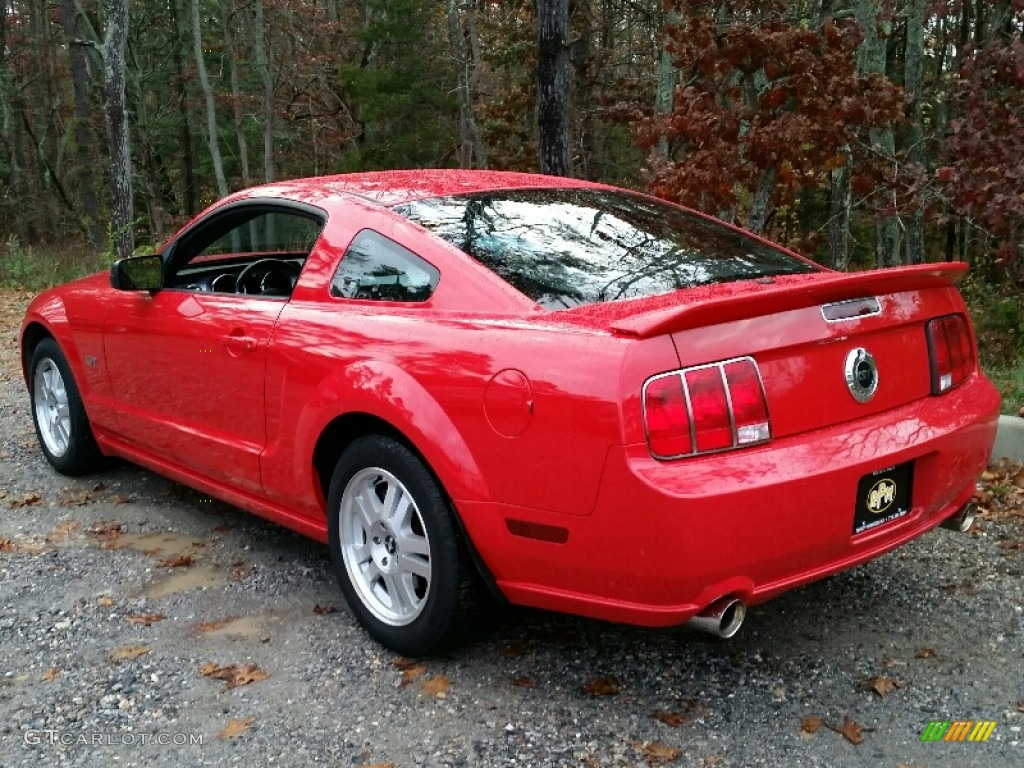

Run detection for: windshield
[[393, 188, 818, 309]]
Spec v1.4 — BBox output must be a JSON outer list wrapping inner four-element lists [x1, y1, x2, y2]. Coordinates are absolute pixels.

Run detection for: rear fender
[[297, 359, 490, 503]]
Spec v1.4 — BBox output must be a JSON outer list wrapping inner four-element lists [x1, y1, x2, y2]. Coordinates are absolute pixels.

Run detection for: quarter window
[[331, 230, 439, 302]]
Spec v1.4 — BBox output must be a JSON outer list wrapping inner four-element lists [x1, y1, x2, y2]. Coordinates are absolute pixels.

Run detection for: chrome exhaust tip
[[687, 597, 746, 639], [940, 502, 977, 533]]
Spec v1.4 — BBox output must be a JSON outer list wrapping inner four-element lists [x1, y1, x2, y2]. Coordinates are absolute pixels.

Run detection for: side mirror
[[111, 254, 163, 292]]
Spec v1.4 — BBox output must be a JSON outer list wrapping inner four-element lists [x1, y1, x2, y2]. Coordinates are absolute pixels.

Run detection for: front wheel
[[327, 435, 478, 655], [29, 338, 103, 475]]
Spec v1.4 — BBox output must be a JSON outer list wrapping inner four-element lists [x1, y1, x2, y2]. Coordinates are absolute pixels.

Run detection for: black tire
[[327, 435, 478, 655], [28, 338, 104, 476]]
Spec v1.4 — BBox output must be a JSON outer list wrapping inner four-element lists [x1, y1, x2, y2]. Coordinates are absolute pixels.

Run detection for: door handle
[[223, 331, 257, 354]]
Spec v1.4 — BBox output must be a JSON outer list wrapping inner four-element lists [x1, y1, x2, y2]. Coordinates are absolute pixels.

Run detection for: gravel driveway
[[1, 290, 1022, 767]]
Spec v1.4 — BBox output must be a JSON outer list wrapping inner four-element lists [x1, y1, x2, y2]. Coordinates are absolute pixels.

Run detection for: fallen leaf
[[583, 676, 619, 696], [868, 675, 900, 696], [313, 604, 337, 615], [503, 639, 528, 658], [41, 667, 59, 682], [48, 520, 81, 540], [0, 538, 46, 555], [97, 596, 116, 607], [156, 554, 193, 568], [399, 664, 427, 686], [217, 716, 255, 740], [110, 494, 132, 504], [1017, 700, 1024, 713], [915, 647, 937, 659], [199, 662, 268, 689], [93, 482, 106, 492], [641, 740, 681, 765], [195, 617, 238, 633], [511, 675, 535, 688], [392, 657, 420, 670], [652, 710, 688, 728], [58, 490, 92, 508], [11, 492, 42, 508], [421, 674, 450, 699], [126, 614, 166, 627], [88, 521, 123, 547], [827, 717, 864, 745], [109, 645, 150, 662], [702, 758, 723, 768], [801, 715, 822, 734]]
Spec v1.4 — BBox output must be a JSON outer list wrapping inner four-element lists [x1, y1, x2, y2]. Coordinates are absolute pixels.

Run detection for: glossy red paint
[[21, 171, 1000, 631]]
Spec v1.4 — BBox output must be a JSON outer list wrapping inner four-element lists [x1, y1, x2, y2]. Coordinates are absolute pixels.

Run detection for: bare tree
[[537, 0, 572, 176], [103, 0, 134, 259], [192, 0, 228, 198], [252, 0, 275, 182]]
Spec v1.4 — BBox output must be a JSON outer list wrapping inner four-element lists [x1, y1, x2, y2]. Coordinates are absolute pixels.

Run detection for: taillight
[[643, 357, 771, 460], [926, 314, 974, 394]]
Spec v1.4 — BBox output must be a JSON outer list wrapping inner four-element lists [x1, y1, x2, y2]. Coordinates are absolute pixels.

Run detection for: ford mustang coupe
[[21, 171, 1000, 654]]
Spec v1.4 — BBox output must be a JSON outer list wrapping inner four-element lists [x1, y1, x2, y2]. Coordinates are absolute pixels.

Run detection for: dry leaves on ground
[[974, 459, 1024, 522], [421, 674, 450, 699], [511, 675, 535, 689], [10, 492, 42, 508], [97, 596, 116, 607], [0, 537, 46, 555], [393, 657, 427, 687], [126, 614, 166, 627], [195, 617, 238, 633], [109, 646, 150, 663], [800, 715, 822, 735], [313, 604, 337, 615], [639, 741, 681, 765], [156, 554, 193, 568], [88, 520, 123, 548], [652, 711, 688, 728], [199, 662, 268, 689], [217, 716, 255, 740], [868, 675, 900, 696], [41, 667, 59, 682], [583, 676, 620, 697], [827, 717, 865, 745], [47, 520, 81, 542], [915, 647, 938, 659]]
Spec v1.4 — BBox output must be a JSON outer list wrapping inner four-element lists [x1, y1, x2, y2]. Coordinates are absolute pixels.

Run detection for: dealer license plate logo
[[854, 463, 913, 535]]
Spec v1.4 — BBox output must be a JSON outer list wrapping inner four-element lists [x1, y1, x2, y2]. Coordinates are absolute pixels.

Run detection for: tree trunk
[[855, 0, 901, 268], [60, 0, 101, 247], [172, 0, 198, 216], [748, 167, 776, 235], [447, 0, 480, 168], [903, 0, 926, 265], [652, 8, 680, 162], [103, 0, 134, 259], [537, 0, 572, 176], [224, 7, 251, 187], [252, 0, 275, 183], [829, 149, 853, 271], [192, 0, 228, 198], [572, 1, 596, 179]]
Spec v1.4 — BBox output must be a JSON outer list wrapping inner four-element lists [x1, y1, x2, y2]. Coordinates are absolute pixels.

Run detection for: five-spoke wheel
[[328, 435, 478, 655]]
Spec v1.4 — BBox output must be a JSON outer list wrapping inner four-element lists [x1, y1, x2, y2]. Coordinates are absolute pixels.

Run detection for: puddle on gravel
[[144, 565, 229, 599], [114, 532, 209, 558]]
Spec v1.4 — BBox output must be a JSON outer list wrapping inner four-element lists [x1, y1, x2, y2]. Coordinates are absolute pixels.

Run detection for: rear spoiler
[[610, 263, 969, 338]]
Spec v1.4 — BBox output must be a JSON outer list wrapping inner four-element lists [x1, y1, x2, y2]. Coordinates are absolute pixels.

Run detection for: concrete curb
[[992, 415, 1024, 462]]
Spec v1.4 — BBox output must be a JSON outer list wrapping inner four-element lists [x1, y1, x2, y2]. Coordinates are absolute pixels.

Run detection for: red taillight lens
[[685, 367, 733, 452], [643, 374, 692, 458], [723, 359, 772, 445], [643, 357, 771, 459], [926, 314, 974, 394]]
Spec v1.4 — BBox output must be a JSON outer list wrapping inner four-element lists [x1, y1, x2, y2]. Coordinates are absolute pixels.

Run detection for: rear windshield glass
[[393, 188, 818, 309]]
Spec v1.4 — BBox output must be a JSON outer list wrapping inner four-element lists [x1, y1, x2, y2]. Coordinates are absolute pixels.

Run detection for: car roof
[[275, 169, 610, 207]]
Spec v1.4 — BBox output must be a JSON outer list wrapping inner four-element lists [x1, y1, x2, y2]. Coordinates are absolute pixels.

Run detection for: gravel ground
[[1, 290, 1022, 767]]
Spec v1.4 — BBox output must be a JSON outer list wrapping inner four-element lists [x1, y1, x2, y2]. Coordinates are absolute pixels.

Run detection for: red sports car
[[21, 171, 1000, 654]]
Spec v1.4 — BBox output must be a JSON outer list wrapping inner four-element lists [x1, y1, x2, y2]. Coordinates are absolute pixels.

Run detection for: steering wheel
[[234, 258, 302, 296]]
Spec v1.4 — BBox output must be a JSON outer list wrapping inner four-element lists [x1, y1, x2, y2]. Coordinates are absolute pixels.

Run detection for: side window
[[171, 207, 323, 296], [331, 230, 440, 302]]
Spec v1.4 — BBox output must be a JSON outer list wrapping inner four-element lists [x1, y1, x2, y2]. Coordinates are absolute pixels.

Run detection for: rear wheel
[[327, 435, 477, 655], [29, 338, 103, 475]]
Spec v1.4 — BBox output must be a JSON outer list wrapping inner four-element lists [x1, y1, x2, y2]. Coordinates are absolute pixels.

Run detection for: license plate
[[853, 462, 914, 535]]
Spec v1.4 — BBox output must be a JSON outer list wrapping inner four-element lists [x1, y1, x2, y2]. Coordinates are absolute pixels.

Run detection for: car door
[[103, 202, 325, 494]]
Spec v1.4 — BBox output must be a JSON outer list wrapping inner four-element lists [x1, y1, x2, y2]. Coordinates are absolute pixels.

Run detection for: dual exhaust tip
[[687, 502, 976, 640]]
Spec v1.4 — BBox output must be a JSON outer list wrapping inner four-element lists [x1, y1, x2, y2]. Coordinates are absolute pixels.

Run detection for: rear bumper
[[457, 374, 1001, 626]]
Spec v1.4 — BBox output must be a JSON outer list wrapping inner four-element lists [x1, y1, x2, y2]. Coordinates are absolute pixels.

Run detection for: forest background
[[0, 1, 1022, 406]]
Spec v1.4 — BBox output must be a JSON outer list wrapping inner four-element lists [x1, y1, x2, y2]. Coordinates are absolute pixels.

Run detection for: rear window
[[394, 188, 818, 309]]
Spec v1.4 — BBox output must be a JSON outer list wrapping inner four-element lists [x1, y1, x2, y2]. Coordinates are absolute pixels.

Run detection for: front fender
[[296, 359, 491, 503]]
